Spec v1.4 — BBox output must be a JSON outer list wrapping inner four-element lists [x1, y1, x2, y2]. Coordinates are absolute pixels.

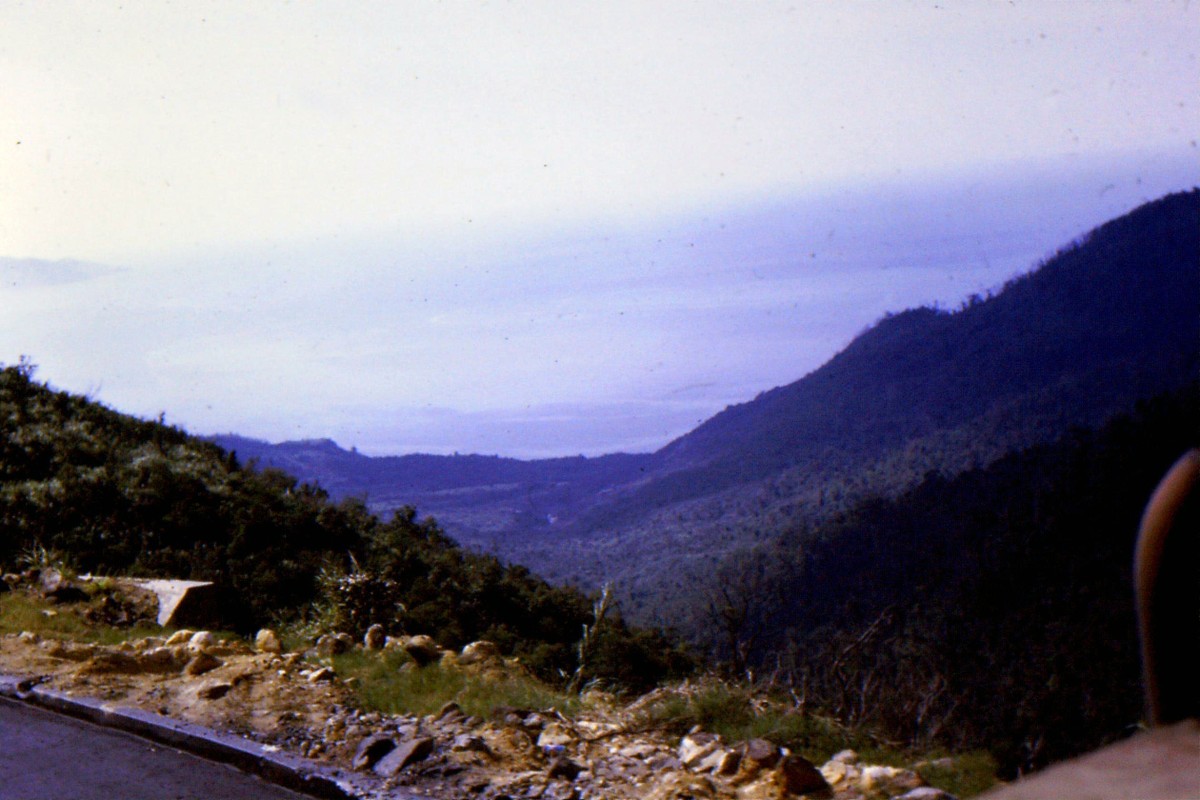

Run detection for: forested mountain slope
[[223, 190, 1199, 616], [715, 382, 1199, 776]]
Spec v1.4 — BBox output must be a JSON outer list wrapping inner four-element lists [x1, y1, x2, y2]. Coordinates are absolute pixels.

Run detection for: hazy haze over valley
[[1, 2, 1196, 458]]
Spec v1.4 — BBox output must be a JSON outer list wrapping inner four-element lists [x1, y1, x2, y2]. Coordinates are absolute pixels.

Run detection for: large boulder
[[130, 579, 230, 628]]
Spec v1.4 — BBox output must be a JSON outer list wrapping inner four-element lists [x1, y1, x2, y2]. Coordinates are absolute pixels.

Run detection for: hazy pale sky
[[1, 2, 1197, 456]]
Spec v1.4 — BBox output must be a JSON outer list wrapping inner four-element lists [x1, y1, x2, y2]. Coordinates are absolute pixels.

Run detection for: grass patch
[[332, 650, 578, 719], [915, 750, 1000, 798], [629, 677, 1000, 797], [630, 678, 871, 763], [0, 591, 169, 645]]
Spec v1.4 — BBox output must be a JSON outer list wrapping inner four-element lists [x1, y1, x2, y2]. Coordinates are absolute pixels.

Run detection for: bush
[[317, 566, 405, 638]]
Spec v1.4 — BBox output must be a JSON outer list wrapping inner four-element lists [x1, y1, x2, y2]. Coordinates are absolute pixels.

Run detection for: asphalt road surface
[[0, 697, 312, 800]]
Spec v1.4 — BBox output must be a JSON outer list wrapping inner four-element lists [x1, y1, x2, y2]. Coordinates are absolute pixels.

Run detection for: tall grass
[[332, 650, 579, 719], [630, 678, 865, 763]]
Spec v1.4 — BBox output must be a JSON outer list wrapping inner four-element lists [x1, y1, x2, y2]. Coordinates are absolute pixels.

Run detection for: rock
[[537, 723, 576, 749], [196, 681, 232, 700], [542, 784, 580, 800], [254, 628, 283, 654], [647, 773, 729, 800], [895, 789, 959, 800], [130, 579, 226, 628], [831, 748, 860, 764], [820, 758, 857, 787], [307, 666, 336, 682], [779, 754, 833, 797], [363, 624, 386, 650], [187, 631, 216, 653], [142, 647, 181, 671], [38, 568, 67, 594], [402, 634, 442, 666], [679, 733, 722, 768], [740, 738, 781, 771], [374, 735, 435, 777], [40, 570, 89, 603], [619, 743, 660, 760], [352, 734, 397, 770], [164, 629, 195, 646], [315, 633, 349, 656], [459, 640, 500, 665], [547, 755, 584, 781], [696, 747, 741, 776], [732, 738, 784, 785], [859, 765, 925, 795], [437, 701, 465, 723], [451, 734, 491, 753], [184, 652, 223, 676]]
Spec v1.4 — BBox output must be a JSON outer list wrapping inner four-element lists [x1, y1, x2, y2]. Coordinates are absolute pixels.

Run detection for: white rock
[[896, 788, 960, 800], [255, 628, 283, 653], [187, 631, 216, 652], [678, 733, 721, 769], [831, 748, 860, 764], [308, 666, 336, 682], [164, 629, 195, 646], [859, 765, 924, 794]]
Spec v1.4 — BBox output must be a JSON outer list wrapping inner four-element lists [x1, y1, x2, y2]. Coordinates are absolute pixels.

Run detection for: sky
[[1, 1, 1197, 458]]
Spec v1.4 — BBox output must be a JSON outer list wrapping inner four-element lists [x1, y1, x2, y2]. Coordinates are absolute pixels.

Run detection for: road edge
[[0, 672, 378, 799]]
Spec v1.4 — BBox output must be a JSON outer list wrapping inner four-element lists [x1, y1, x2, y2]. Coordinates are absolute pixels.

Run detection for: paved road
[[0, 697, 311, 799]]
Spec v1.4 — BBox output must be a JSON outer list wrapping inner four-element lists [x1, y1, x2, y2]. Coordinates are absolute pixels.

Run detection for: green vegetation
[[332, 650, 578, 719], [628, 677, 1000, 795], [0, 360, 691, 690], [0, 590, 171, 645], [916, 751, 1002, 800], [712, 383, 1199, 776], [630, 677, 860, 763]]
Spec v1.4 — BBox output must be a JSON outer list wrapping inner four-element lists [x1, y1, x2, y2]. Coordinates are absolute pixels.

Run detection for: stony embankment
[[0, 574, 963, 799], [0, 626, 963, 800]]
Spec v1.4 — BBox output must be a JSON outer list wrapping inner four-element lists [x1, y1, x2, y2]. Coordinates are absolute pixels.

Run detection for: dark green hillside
[[0, 361, 687, 688], [519, 189, 1200, 614], [219, 191, 1200, 621], [606, 188, 1200, 521], [717, 383, 1199, 775]]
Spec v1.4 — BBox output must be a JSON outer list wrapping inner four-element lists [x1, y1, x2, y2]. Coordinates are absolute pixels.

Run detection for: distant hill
[[217, 189, 1200, 618]]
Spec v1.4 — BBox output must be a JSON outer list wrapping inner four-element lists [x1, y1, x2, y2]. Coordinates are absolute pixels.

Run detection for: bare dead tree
[[567, 582, 613, 694]]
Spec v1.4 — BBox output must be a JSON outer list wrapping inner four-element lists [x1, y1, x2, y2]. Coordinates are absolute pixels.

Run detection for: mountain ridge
[[214, 189, 1200, 606]]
